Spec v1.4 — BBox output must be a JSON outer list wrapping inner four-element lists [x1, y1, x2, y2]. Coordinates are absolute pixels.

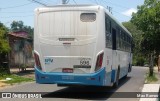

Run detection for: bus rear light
[[62, 68, 73, 73], [63, 42, 71, 45], [95, 52, 104, 71], [34, 52, 42, 70]]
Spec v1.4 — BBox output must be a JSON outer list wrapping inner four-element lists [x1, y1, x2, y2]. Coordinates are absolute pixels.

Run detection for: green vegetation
[[0, 23, 10, 53], [0, 74, 34, 85], [131, 0, 160, 76], [0, 22, 10, 73], [145, 71, 158, 83], [131, 0, 160, 54]]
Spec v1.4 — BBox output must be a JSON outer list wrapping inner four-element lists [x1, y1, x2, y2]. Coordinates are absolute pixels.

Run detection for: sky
[[0, 0, 144, 28]]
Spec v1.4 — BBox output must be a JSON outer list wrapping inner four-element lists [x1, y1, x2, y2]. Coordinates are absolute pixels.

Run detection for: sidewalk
[[10, 67, 35, 79], [139, 67, 160, 101]]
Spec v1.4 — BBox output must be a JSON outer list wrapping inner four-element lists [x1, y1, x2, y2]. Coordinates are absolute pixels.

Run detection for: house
[[8, 31, 34, 69]]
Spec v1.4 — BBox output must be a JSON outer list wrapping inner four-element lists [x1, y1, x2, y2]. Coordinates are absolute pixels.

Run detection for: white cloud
[[122, 8, 137, 17]]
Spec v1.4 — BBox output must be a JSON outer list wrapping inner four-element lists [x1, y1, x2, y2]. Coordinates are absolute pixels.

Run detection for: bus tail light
[[34, 52, 42, 70], [95, 51, 104, 71]]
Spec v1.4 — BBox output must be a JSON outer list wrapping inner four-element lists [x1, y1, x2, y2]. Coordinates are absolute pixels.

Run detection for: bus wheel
[[128, 63, 132, 72], [113, 67, 120, 88]]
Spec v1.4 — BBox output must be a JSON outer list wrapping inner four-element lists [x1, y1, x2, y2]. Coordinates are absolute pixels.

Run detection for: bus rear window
[[80, 13, 96, 22]]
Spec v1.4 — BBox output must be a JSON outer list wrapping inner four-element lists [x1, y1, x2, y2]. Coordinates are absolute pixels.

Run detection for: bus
[[34, 5, 133, 87]]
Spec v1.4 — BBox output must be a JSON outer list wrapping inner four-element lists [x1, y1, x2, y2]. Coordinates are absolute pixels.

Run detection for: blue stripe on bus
[[111, 70, 116, 83], [35, 67, 106, 86]]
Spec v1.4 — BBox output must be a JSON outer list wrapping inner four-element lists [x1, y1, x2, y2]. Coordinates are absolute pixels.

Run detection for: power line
[[94, 0, 98, 4], [101, 0, 130, 10], [66, 0, 70, 4], [0, 3, 33, 10], [112, 10, 131, 18], [97, 0, 132, 18], [73, 0, 77, 4], [0, 11, 33, 13], [0, 15, 33, 18], [28, 0, 47, 6], [88, 0, 96, 4]]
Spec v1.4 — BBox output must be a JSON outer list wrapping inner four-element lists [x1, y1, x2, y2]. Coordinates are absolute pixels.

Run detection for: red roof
[[8, 31, 29, 39]]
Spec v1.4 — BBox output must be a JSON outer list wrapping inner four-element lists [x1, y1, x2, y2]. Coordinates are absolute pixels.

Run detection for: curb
[[139, 84, 159, 101]]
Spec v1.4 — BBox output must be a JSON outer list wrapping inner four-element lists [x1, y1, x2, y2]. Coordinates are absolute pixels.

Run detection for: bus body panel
[[35, 67, 106, 86], [34, 5, 132, 87], [35, 8, 100, 74]]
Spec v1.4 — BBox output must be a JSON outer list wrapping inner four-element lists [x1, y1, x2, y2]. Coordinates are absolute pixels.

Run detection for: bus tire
[[124, 74, 127, 78], [128, 64, 132, 72], [113, 67, 120, 88]]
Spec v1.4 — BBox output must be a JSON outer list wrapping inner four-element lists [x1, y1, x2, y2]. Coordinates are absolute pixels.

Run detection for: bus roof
[[35, 4, 132, 37]]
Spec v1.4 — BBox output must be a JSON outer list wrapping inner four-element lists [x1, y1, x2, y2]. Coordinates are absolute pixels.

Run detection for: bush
[[133, 56, 146, 66], [136, 57, 145, 66], [0, 66, 9, 74]]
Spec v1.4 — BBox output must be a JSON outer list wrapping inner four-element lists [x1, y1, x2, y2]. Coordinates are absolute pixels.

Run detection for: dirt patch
[[0, 81, 9, 89]]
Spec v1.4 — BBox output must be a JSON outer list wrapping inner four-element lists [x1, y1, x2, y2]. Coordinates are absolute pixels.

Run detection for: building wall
[[9, 34, 34, 68]]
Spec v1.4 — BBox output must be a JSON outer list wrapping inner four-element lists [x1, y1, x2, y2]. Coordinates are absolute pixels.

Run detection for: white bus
[[34, 5, 132, 87]]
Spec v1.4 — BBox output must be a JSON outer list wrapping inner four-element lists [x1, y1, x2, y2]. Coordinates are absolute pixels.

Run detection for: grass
[[0, 74, 34, 85], [145, 72, 158, 83]]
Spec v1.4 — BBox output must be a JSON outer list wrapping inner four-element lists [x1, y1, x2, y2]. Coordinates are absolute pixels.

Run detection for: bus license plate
[[62, 68, 73, 73]]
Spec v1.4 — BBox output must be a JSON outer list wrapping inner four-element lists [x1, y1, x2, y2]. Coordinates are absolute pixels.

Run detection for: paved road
[[0, 66, 148, 101]]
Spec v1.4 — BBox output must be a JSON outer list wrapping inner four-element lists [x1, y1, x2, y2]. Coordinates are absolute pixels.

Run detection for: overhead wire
[[94, 0, 98, 4], [0, 2, 33, 10], [0, 11, 33, 13], [101, 0, 130, 10], [0, 0, 131, 20], [98, 0, 132, 18], [66, 0, 70, 4], [28, 0, 47, 6], [0, 14, 34, 18], [112, 10, 131, 18], [73, 0, 77, 5]]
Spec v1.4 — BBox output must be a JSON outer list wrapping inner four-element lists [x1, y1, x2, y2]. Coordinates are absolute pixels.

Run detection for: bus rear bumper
[[35, 67, 106, 86]]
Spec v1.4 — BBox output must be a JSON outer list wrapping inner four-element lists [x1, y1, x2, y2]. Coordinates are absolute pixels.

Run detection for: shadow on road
[[42, 76, 131, 100]]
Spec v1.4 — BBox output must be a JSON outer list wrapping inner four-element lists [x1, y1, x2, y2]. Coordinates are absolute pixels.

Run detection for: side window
[[105, 16, 112, 48], [121, 32, 124, 50], [110, 21, 112, 33], [124, 32, 126, 51], [119, 30, 122, 50], [116, 27, 120, 50], [128, 36, 131, 52], [112, 28, 117, 50]]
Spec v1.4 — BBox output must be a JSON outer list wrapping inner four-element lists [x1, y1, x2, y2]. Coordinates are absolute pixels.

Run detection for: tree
[[131, 0, 160, 76], [122, 21, 145, 66], [10, 21, 34, 39], [0, 22, 10, 73], [0, 23, 10, 54], [11, 21, 24, 32]]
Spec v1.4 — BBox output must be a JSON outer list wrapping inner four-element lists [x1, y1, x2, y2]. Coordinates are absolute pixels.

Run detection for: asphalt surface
[[0, 66, 148, 101]]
